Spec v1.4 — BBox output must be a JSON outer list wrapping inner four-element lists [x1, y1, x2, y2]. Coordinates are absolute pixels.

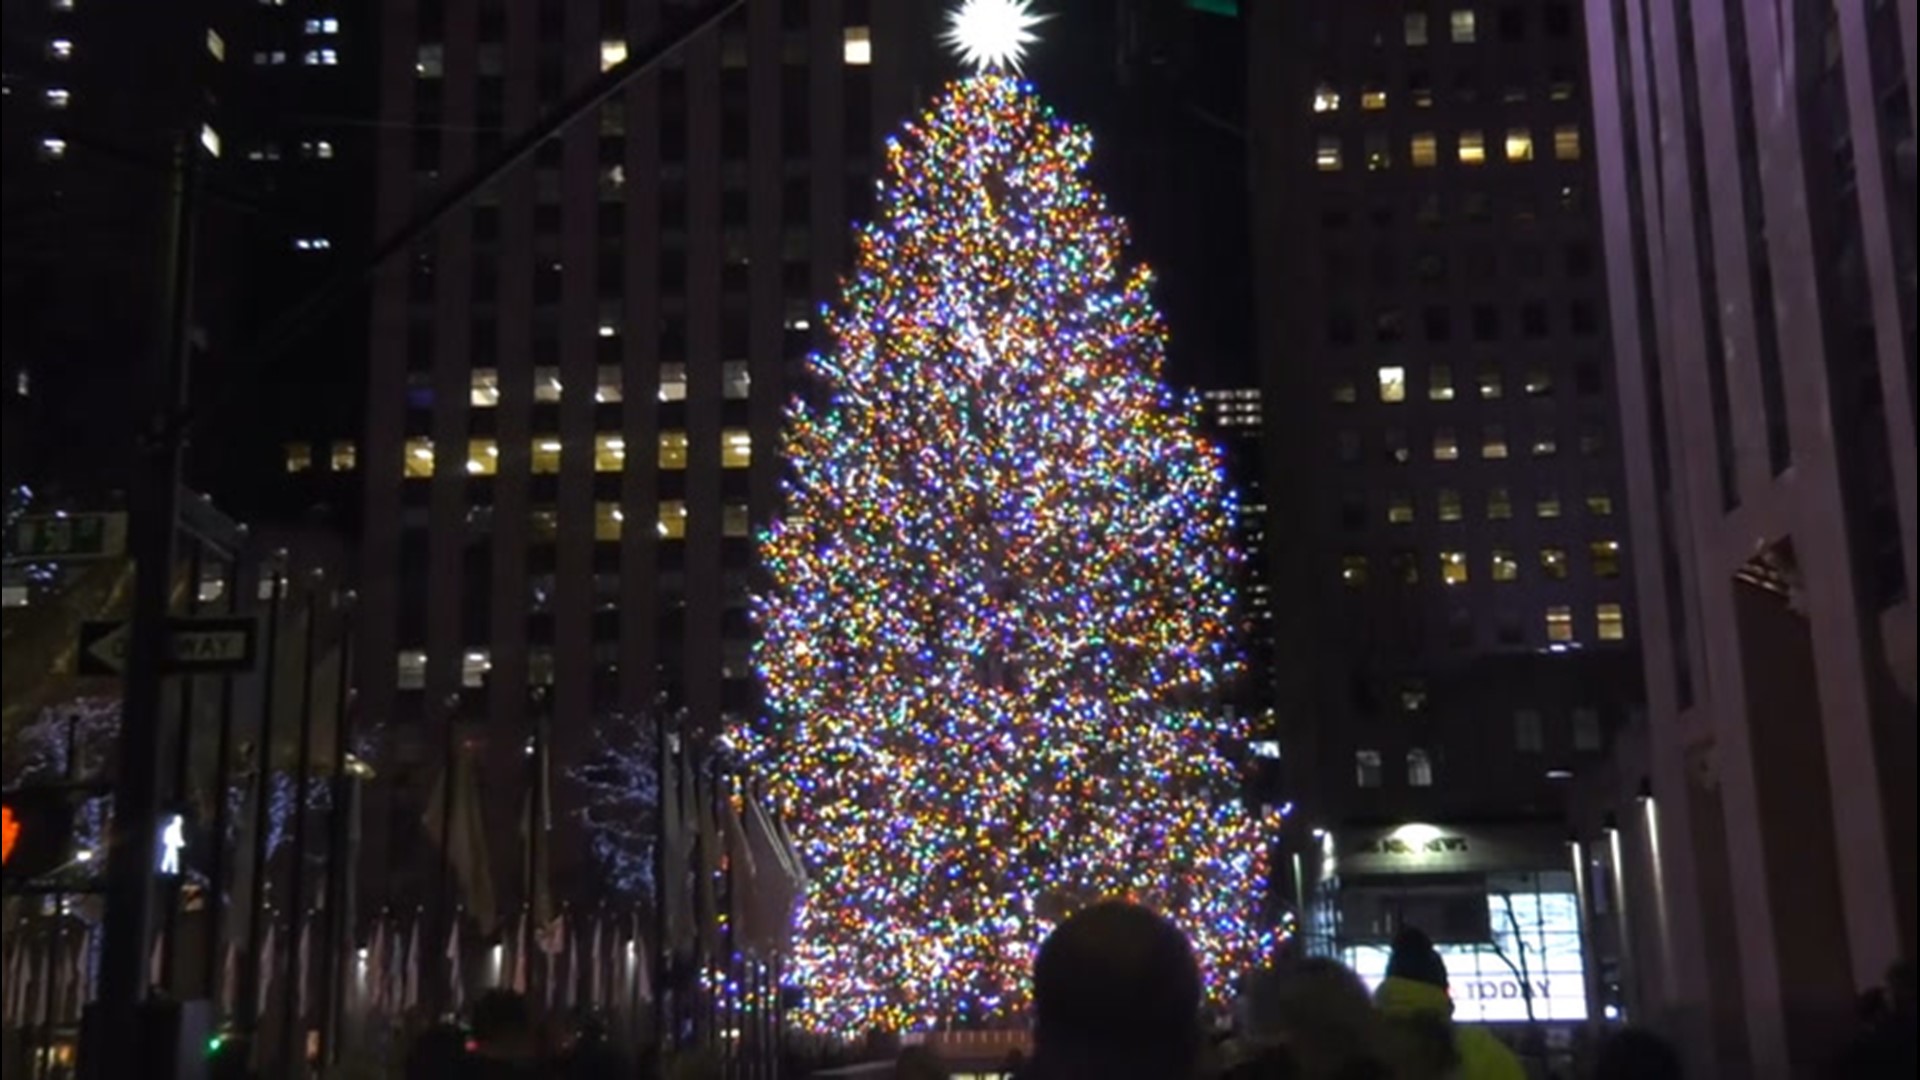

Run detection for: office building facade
[[1582, 0, 1915, 1074], [357, 0, 935, 904], [1247, 0, 1643, 1022]]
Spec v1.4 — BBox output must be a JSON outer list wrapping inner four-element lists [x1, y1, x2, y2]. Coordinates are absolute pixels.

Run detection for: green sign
[[5, 513, 128, 562], [1186, 0, 1240, 15]]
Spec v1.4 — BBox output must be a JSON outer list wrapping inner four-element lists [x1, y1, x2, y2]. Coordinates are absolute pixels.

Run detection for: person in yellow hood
[[1372, 928, 1526, 1080]]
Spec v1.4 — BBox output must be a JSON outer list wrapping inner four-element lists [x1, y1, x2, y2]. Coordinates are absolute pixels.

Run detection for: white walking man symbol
[[157, 813, 186, 876]]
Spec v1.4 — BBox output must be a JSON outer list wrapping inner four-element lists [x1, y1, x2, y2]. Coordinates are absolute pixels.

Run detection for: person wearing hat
[[1373, 928, 1525, 1080]]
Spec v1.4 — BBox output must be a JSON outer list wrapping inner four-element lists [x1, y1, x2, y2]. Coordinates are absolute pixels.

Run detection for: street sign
[[5, 512, 128, 563], [77, 616, 260, 677]]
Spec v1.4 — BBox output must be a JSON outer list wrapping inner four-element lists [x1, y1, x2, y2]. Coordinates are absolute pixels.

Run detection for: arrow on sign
[[78, 617, 260, 677]]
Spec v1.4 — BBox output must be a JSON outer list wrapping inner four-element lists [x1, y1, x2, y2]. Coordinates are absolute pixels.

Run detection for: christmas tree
[[736, 51, 1269, 1035]]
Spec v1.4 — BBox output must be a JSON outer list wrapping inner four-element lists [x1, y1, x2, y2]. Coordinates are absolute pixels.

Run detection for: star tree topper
[[942, 0, 1048, 72]]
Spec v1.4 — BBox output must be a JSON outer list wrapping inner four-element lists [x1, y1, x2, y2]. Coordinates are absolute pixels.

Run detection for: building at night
[[1247, 0, 1642, 1038], [1579, 0, 1915, 1074], [355, 0, 940, 908], [1, 0, 372, 523]]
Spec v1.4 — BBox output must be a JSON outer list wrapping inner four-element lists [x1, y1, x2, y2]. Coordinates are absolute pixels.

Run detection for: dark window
[[1423, 306, 1452, 342], [1498, 7, 1527, 41], [1570, 300, 1599, 336], [1565, 243, 1594, 277], [1329, 310, 1358, 345], [1522, 302, 1550, 338], [1472, 305, 1501, 341], [1545, 3, 1574, 38], [1376, 309, 1408, 343]]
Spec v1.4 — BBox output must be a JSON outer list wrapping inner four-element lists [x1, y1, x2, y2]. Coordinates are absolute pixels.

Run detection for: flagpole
[[652, 700, 673, 1058], [280, 569, 325, 1078], [435, 693, 461, 1018], [238, 556, 287, 1040], [318, 595, 357, 1067]]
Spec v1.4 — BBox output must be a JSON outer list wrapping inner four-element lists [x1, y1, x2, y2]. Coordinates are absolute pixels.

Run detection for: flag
[[366, 918, 389, 1015], [522, 716, 555, 930], [660, 735, 691, 951], [148, 932, 162, 992], [257, 921, 277, 1022], [445, 916, 464, 1014], [634, 914, 654, 1005], [2, 935, 19, 1026], [539, 910, 566, 1010], [424, 747, 498, 931], [741, 793, 806, 952], [563, 924, 579, 1011], [589, 917, 605, 1007], [222, 939, 240, 1018], [510, 908, 529, 994], [404, 913, 421, 1011], [296, 915, 312, 1023]]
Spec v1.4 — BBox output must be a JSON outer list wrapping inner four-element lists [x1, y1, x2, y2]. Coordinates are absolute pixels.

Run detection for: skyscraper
[[1248, 1, 1641, 1020], [1582, 0, 1914, 1073], [356, 0, 934, 904]]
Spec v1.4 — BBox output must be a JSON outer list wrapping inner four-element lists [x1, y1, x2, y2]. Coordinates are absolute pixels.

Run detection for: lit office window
[[1365, 133, 1391, 171], [1450, 9, 1477, 43], [1540, 547, 1570, 580], [1355, 750, 1383, 788], [1411, 133, 1438, 167], [1378, 366, 1407, 403], [595, 434, 626, 472], [416, 44, 444, 78], [1532, 431, 1559, 458], [1586, 491, 1615, 516], [1590, 541, 1622, 578], [303, 16, 339, 34], [1407, 749, 1434, 787], [1438, 489, 1463, 522], [531, 508, 559, 541], [658, 500, 688, 540], [44, 87, 71, 108], [532, 439, 562, 475], [1440, 551, 1469, 585], [293, 237, 332, 251], [1429, 364, 1455, 401], [1330, 379, 1358, 405], [330, 441, 357, 471], [658, 431, 689, 470], [49, 39, 74, 60], [1404, 13, 1429, 45], [1433, 428, 1460, 461], [1554, 124, 1583, 160], [1313, 84, 1341, 112], [600, 39, 629, 72], [596, 367, 623, 403], [285, 441, 313, 473], [532, 367, 563, 403], [1526, 366, 1554, 396], [470, 369, 500, 407], [1478, 364, 1504, 399], [1597, 603, 1626, 641], [843, 26, 872, 65], [1458, 130, 1487, 165], [1492, 549, 1519, 582], [1361, 86, 1387, 110], [721, 430, 753, 469], [595, 502, 623, 542], [1387, 494, 1415, 525], [659, 363, 687, 402], [461, 649, 491, 688], [396, 651, 427, 691], [722, 361, 751, 400], [1514, 709, 1545, 752], [1341, 554, 1369, 588], [723, 503, 752, 539], [1537, 492, 1563, 519], [1410, 73, 1435, 108], [300, 140, 335, 159], [1481, 425, 1509, 460], [301, 48, 338, 65], [1315, 136, 1343, 171], [467, 439, 498, 476], [200, 124, 222, 158], [1487, 487, 1514, 520], [1505, 127, 1534, 162], [403, 437, 434, 478]]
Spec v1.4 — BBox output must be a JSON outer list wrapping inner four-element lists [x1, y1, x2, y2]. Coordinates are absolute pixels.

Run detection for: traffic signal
[[0, 787, 82, 884]]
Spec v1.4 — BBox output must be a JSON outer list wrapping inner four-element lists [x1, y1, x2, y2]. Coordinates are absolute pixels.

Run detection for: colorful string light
[[734, 74, 1271, 1036]]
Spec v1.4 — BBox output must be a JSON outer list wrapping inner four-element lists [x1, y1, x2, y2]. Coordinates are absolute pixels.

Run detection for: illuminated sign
[[1345, 889, 1589, 1024], [157, 813, 186, 876]]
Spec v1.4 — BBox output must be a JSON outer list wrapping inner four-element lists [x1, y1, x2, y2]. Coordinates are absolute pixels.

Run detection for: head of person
[[1237, 957, 1379, 1073], [1030, 900, 1204, 1079], [1384, 928, 1448, 991], [469, 989, 537, 1059], [1592, 1027, 1683, 1080]]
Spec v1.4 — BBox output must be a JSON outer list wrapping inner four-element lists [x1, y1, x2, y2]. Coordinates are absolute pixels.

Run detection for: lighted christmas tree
[[736, 3, 1270, 1035]]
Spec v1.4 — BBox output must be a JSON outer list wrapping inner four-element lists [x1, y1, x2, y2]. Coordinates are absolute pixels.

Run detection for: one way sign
[[78, 617, 260, 677]]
